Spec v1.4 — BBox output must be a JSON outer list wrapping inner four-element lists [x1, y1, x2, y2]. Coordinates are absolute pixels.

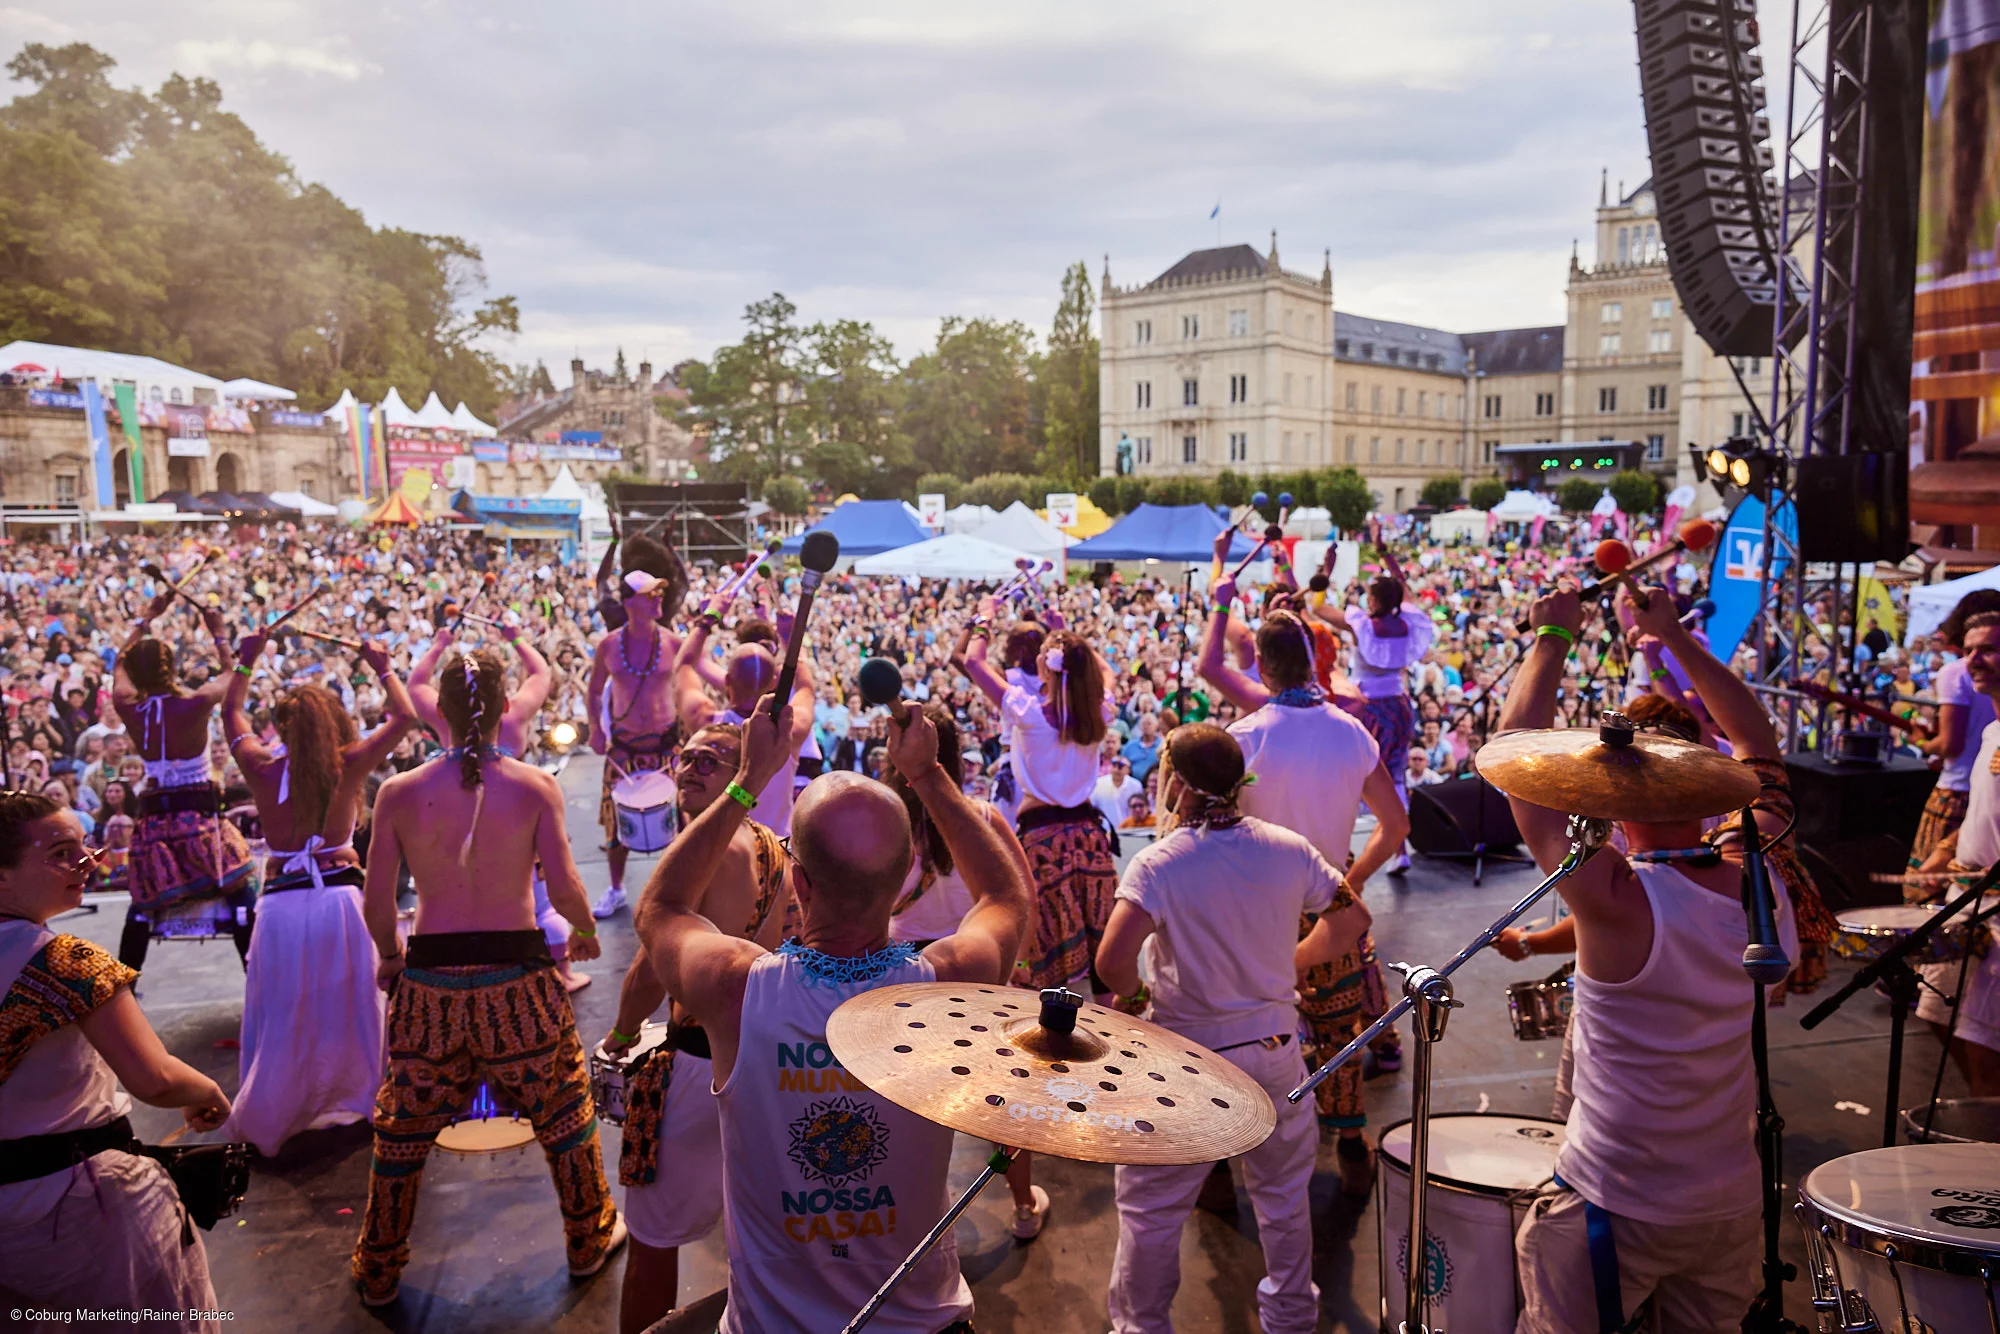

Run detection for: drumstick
[[1229, 525, 1285, 579], [140, 549, 220, 611], [295, 627, 365, 652], [1871, 870, 1987, 886], [263, 582, 326, 632]]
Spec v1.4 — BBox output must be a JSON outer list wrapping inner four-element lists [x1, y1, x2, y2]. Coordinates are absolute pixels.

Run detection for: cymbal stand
[[1289, 813, 1611, 1333], [842, 1146, 1016, 1334]]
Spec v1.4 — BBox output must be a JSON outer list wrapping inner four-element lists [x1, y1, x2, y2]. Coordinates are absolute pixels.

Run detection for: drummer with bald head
[[635, 694, 1031, 1334], [1498, 583, 1800, 1332], [672, 632, 818, 837], [1094, 723, 1370, 1334]]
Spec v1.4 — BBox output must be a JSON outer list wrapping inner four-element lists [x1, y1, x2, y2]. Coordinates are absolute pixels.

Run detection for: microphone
[[1739, 808, 1791, 985], [858, 656, 907, 722], [1680, 598, 1716, 628], [770, 531, 839, 722]]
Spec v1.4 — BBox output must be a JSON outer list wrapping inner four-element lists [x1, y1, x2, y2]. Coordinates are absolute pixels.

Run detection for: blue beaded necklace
[[778, 938, 921, 986], [1269, 684, 1325, 709]]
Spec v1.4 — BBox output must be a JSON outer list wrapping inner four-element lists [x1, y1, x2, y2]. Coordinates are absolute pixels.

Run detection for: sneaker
[[1386, 853, 1411, 876], [570, 1213, 629, 1279], [356, 1277, 399, 1308], [591, 885, 627, 919], [1010, 1185, 1051, 1241]]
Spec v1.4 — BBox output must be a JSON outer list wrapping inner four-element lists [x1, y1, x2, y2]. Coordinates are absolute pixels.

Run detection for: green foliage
[[1288, 472, 1320, 508], [1321, 467, 1373, 533], [1214, 469, 1248, 508], [1469, 477, 1507, 511], [1144, 476, 1213, 507], [1038, 261, 1099, 480], [803, 317, 910, 491], [1114, 476, 1147, 514], [1420, 475, 1464, 510], [679, 293, 810, 489], [1087, 476, 1121, 514], [962, 472, 1046, 511], [762, 474, 809, 516], [613, 347, 628, 381], [1607, 469, 1661, 515], [903, 317, 1038, 480], [915, 472, 962, 509], [1556, 478, 1603, 514], [0, 45, 519, 414]]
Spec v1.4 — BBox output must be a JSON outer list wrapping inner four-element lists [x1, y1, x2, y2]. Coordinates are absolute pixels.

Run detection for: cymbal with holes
[[825, 982, 1276, 1165], [1475, 725, 1762, 822]]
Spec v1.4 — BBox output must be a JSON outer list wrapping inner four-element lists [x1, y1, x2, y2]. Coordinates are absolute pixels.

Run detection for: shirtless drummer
[[353, 648, 624, 1306], [588, 534, 687, 918]]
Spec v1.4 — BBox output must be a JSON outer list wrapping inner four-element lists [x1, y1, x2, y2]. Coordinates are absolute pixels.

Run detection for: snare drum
[[1378, 1113, 1566, 1334], [589, 1021, 671, 1125], [613, 771, 678, 853], [1798, 1143, 2000, 1332], [1832, 906, 1969, 966], [148, 894, 242, 942], [1900, 1097, 2000, 1145], [1506, 965, 1574, 1041]]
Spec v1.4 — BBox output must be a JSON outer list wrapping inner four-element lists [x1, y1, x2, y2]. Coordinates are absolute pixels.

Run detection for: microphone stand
[[1439, 637, 1533, 885], [1802, 858, 2000, 1146], [1174, 564, 1193, 719], [1736, 813, 1802, 1334], [1288, 812, 1612, 1334]]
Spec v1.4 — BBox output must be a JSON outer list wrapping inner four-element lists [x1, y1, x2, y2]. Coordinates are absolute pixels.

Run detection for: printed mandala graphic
[[787, 1097, 892, 1187]]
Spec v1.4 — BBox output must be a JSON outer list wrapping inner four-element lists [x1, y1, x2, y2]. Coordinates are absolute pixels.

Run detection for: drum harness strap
[[1549, 1173, 1647, 1334]]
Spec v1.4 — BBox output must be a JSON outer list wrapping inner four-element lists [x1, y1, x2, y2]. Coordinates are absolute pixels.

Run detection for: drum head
[[1804, 1144, 2000, 1257], [614, 770, 676, 806], [435, 1117, 538, 1155], [1380, 1114, 1567, 1195], [1900, 1097, 2000, 1145], [1837, 906, 1935, 932]]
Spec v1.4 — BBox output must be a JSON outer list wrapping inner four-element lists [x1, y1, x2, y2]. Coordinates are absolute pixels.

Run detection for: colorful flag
[[346, 401, 369, 501], [81, 382, 115, 507], [112, 382, 144, 500]]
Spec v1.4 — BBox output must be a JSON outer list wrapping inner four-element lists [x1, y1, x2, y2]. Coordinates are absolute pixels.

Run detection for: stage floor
[[60, 757, 1945, 1332]]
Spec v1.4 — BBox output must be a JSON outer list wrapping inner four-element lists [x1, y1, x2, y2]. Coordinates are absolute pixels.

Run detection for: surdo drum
[[1832, 906, 1972, 967], [1378, 1113, 1568, 1334], [1798, 1143, 2000, 1333], [612, 770, 677, 854]]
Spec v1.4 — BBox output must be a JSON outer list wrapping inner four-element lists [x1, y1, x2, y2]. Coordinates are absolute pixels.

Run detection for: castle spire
[[1267, 229, 1280, 273], [1321, 247, 1332, 293], [1599, 168, 1608, 207]]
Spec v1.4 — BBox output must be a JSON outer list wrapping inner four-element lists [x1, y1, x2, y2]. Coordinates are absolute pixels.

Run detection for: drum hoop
[[1800, 1193, 2000, 1278], [1376, 1114, 1568, 1200]]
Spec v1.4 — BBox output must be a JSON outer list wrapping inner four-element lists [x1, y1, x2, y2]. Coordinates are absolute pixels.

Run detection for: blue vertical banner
[[1704, 494, 1795, 665], [81, 381, 116, 507]]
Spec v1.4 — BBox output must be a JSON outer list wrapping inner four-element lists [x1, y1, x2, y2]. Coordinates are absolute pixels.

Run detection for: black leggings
[[118, 889, 256, 973]]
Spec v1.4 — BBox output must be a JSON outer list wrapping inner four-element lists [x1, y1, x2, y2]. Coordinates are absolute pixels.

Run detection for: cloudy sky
[[6, 1, 1799, 377]]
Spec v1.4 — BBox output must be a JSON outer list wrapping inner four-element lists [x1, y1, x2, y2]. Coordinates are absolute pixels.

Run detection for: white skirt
[[223, 883, 384, 1157]]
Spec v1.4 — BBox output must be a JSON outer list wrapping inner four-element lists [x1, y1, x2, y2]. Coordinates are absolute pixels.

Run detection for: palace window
[[1135, 320, 1152, 346], [1646, 434, 1665, 462], [1601, 302, 1622, 323], [1535, 392, 1555, 416], [1599, 333, 1622, 356], [1647, 384, 1669, 412], [1345, 382, 1358, 409], [1136, 381, 1152, 409], [1182, 435, 1198, 463], [1228, 373, 1248, 404], [1599, 387, 1618, 413], [1136, 436, 1153, 464], [1648, 329, 1672, 354], [1182, 314, 1200, 340], [1483, 395, 1502, 419], [1229, 432, 1248, 462], [1344, 434, 1356, 462], [1651, 298, 1673, 319], [1229, 309, 1249, 337], [1182, 378, 1199, 407]]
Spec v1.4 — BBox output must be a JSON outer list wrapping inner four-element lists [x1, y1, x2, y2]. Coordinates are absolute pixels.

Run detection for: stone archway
[[167, 456, 195, 493], [215, 450, 243, 495], [112, 450, 131, 507]]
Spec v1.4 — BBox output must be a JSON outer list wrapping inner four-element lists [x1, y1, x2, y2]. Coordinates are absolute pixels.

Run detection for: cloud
[[172, 37, 371, 81]]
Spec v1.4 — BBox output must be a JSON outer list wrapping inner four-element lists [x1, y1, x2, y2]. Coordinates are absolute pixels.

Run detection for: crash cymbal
[[826, 983, 1275, 1166], [1475, 714, 1761, 823]]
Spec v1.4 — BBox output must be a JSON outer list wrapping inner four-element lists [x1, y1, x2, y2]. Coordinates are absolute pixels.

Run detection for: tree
[[1421, 475, 1464, 509], [1557, 478, 1603, 514], [679, 293, 809, 488], [763, 474, 809, 517], [903, 317, 1037, 480], [1214, 469, 1249, 508], [964, 472, 1048, 511], [915, 472, 962, 508], [1322, 467, 1373, 533], [1088, 476, 1121, 514], [1038, 261, 1099, 479], [1608, 469, 1661, 515], [804, 319, 909, 494], [1469, 477, 1507, 511]]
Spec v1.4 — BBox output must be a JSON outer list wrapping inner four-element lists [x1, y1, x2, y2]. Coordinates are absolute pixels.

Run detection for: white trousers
[[1107, 1039, 1320, 1334]]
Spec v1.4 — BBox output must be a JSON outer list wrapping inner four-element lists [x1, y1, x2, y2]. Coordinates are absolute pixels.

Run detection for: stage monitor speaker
[[1408, 778, 1522, 857], [1795, 453, 1909, 562], [1633, 0, 1802, 356]]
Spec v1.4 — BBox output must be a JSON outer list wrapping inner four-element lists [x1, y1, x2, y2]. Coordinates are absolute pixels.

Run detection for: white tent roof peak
[[379, 387, 420, 427], [450, 402, 496, 436], [0, 339, 226, 405], [330, 388, 356, 414], [221, 377, 296, 402], [414, 391, 456, 428], [542, 464, 584, 501], [851, 532, 1056, 581], [972, 500, 1069, 563]]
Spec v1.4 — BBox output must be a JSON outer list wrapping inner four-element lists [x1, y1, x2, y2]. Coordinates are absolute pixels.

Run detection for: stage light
[[1703, 435, 1785, 501], [548, 721, 578, 749]]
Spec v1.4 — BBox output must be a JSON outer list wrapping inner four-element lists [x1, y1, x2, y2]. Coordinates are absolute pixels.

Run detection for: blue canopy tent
[[451, 489, 583, 562], [1068, 503, 1258, 563], [779, 499, 927, 559]]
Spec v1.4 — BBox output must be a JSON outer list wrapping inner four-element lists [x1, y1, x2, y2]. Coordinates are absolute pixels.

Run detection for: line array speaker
[[1633, 0, 1802, 356]]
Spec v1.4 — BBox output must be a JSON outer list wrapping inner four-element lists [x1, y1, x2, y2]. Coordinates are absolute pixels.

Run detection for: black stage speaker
[[1633, 0, 1801, 355], [1785, 753, 1936, 910], [1795, 452, 1909, 562], [1409, 777, 1523, 856]]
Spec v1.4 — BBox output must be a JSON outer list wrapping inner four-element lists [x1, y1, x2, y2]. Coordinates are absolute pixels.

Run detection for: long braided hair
[[437, 648, 506, 864]]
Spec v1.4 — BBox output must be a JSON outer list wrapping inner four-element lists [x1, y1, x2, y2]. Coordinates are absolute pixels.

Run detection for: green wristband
[[233, 664, 253, 677], [573, 922, 597, 938], [1535, 624, 1576, 649], [608, 1026, 636, 1046], [724, 780, 756, 810]]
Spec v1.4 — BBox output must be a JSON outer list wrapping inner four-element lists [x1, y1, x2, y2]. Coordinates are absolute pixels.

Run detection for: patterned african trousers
[[129, 807, 253, 912], [1018, 813, 1117, 991], [1295, 917, 1396, 1132], [351, 960, 617, 1297], [1908, 786, 1971, 878], [1357, 694, 1417, 805]]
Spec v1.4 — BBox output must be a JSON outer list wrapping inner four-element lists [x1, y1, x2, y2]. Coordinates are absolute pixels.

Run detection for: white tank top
[[1557, 860, 1797, 1225], [716, 947, 973, 1334], [888, 855, 975, 944]]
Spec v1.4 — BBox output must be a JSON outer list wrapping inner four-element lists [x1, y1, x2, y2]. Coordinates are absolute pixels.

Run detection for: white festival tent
[[942, 503, 998, 534], [378, 387, 422, 428], [1488, 489, 1562, 523], [268, 490, 339, 517], [1907, 563, 2000, 645], [414, 392, 457, 429], [1428, 508, 1490, 542], [451, 402, 497, 436], [221, 377, 297, 402], [852, 532, 1048, 581], [969, 501, 1068, 565], [0, 340, 227, 405]]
